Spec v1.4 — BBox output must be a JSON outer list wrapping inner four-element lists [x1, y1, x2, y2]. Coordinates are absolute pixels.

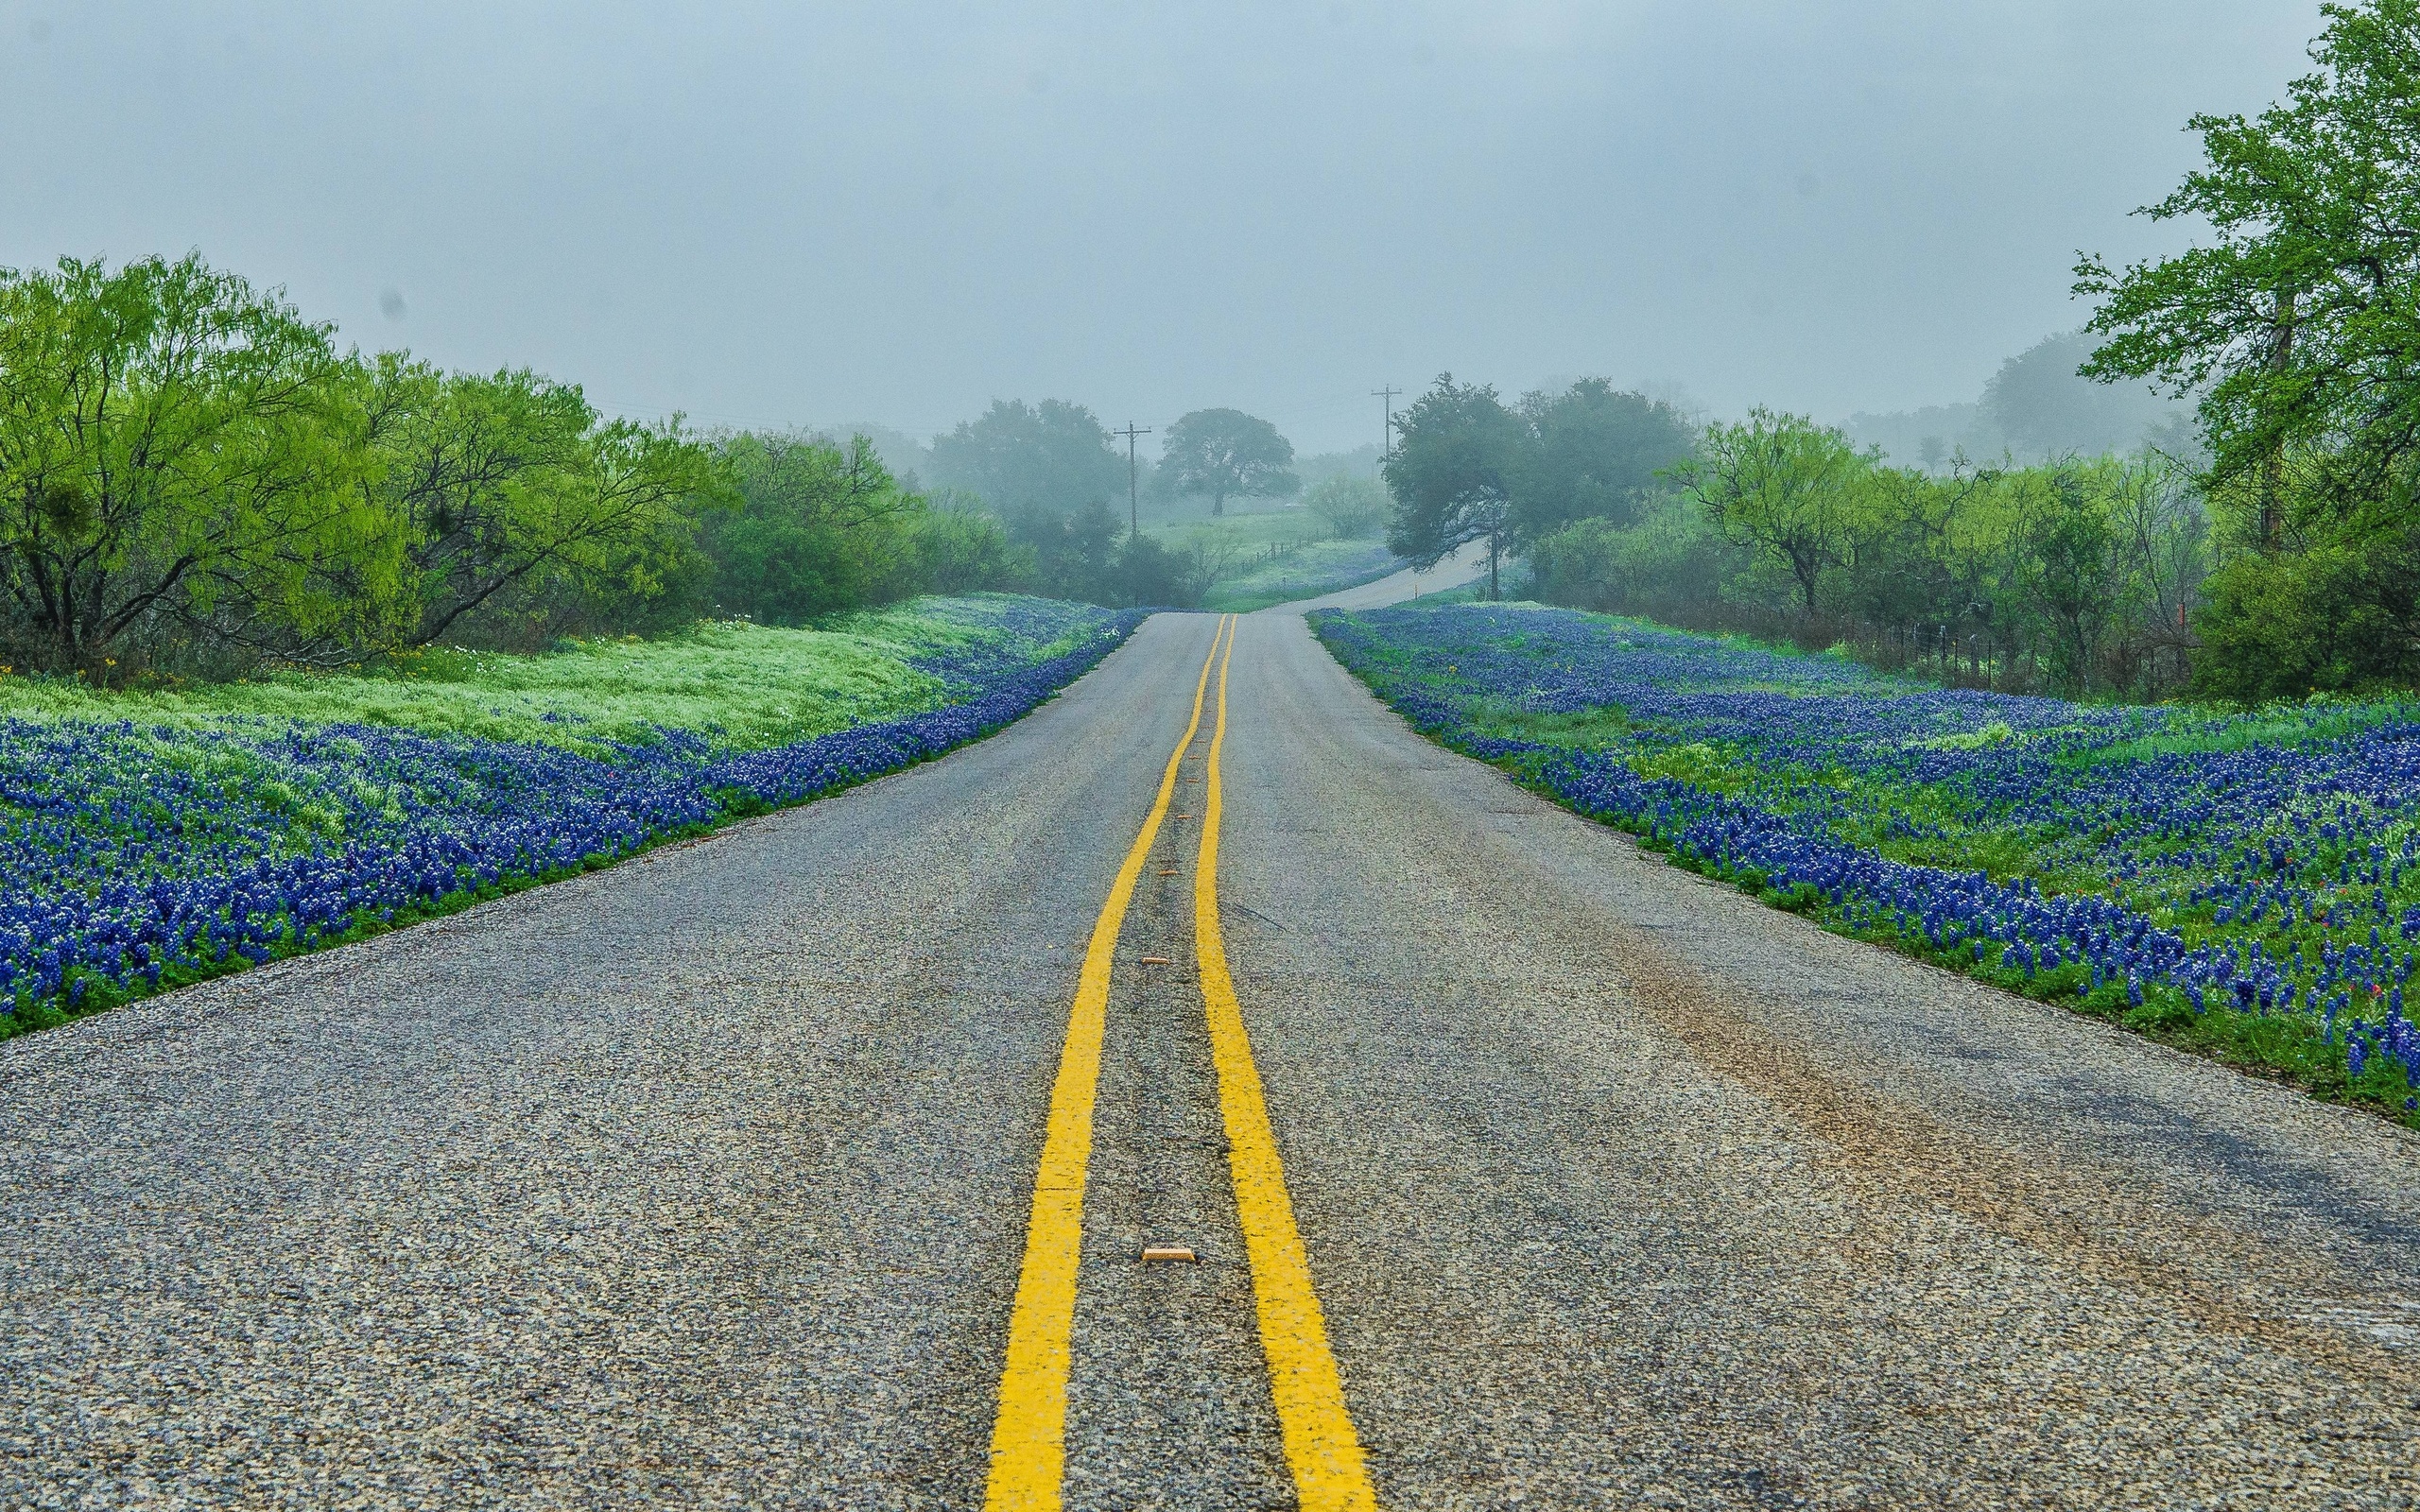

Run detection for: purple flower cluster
[[0, 608, 1142, 1024], [1314, 603, 2420, 1106]]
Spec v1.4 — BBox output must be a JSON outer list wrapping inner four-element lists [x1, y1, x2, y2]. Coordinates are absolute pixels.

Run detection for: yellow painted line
[[1195, 617, 1379, 1510], [984, 615, 1232, 1511]]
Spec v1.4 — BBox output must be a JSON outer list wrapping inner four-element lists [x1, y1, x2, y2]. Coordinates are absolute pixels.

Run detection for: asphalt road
[[4, 599, 2418, 1509], [1286, 540, 1488, 611]]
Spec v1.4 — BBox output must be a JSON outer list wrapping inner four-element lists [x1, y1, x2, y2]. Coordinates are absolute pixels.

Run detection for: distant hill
[[1841, 333, 2197, 471]]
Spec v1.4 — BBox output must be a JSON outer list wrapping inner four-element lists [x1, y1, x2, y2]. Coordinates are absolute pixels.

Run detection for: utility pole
[[1372, 386, 1402, 458], [1113, 422, 1152, 540]]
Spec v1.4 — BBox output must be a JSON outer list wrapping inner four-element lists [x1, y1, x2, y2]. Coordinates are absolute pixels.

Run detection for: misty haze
[[5, 4, 2420, 1507]]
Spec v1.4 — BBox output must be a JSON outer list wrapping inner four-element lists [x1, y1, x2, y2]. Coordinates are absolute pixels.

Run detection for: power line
[[1113, 421, 1153, 541]]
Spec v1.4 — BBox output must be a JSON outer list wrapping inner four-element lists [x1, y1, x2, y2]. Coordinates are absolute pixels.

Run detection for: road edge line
[[1194, 615, 1379, 1510], [983, 615, 1229, 1510]]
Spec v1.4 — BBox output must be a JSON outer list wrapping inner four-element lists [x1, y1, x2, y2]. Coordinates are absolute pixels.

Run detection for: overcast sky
[[2, 2, 2325, 455]]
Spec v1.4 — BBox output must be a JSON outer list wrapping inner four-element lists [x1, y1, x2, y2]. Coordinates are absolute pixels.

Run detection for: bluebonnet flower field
[[1313, 602, 2420, 1126], [0, 594, 1139, 1040]]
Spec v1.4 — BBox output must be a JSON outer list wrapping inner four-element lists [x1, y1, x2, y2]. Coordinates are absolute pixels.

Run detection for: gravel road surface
[[4, 601, 2417, 1509]]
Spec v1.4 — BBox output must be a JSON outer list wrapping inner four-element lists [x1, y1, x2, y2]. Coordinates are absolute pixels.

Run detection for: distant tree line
[[1384, 370, 2210, 700], [919, 397, 1323, 608], [0, 254, 1340, 681], [1398, 0, 2420, 705]]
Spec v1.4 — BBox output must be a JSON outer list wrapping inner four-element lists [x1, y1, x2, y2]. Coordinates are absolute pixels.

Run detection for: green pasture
[[0, 594, 1101, 755]]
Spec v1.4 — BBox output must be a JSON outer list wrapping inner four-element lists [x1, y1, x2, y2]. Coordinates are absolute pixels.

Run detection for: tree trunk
[[2260, 284, 2296, 553], [1488, 534, 1501, 600]]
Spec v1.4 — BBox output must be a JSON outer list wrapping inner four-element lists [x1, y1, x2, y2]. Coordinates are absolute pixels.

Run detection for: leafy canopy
[[1512, 379, 1697, 539], [1382, 374, 1524, 594], [0, 254, 389, 672], [1670, 409, 1874, 614], [2076, 0, 2420, 520], [926, 399, 1124, 517], [368, 357, 726, 647], [703, 433, 928, 625], [1159, 408, 1298, 516]]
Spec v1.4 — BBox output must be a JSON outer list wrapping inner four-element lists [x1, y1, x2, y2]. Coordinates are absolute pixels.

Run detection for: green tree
[[1382, 375, 1526, 598], [927, 399, 1123, 517], [908, 492, 1022, 594], [2191, 543, 2420, 696], [1528, 495, 1743, 619], [2012, 469, 2126, 694], [702, 432, 924, 623], [0, 254, 389, 676], [368, 358, 725, 645], [2076, 0, 2420, 546], [1160, 408, 1298, 517], [1672, 409, 1874, 615], [1302, 473, 1389, 540], [1512, 379, 1697, 539]]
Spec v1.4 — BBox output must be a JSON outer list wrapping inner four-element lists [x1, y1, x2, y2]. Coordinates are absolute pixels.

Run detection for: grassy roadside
[[0, 594, 1141, 1041], [0, 594, 1103, 753], [1311, 599, 2420, 1130], [1142, 507, 1401, 609]]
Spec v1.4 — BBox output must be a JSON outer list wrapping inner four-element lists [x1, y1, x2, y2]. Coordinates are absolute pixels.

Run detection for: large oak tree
[[1159, 408, 1297, 517]]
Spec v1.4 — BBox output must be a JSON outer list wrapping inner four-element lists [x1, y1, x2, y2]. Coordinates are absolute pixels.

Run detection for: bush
[[1528, 496, 1741, 616], [2190, 542, 2420, 700], [1303, 474, 1389, 540]]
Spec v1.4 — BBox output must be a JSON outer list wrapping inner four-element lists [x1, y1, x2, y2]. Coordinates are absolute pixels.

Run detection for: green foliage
[[1383, 374, 1524, 595], [2191, 545, 2420, 698], [1670, 409, 1874, 614], [2011, 469, 2126, 693], [918, 398, 1201, 607], [368, 356, 728, 649], [0, 251, 1043, 678], [1302, 474, 1389, 540], [926, 399, 1124, 517], [1512, 378, 1696, 539], [1527, 494, 1744, 618], [1534, 418, 2205, 698], [999, 497, 1200, 608], [2078, 0, 2420, 528], [0, 254, 393, 677], [0, 252, 752, 675], [1159, 407, 1298, 517], [1382, 374, 1698, 603], [909, 495, 1024, 593], [703, 432, 936, 624], [2072, 0, 2420, 697]]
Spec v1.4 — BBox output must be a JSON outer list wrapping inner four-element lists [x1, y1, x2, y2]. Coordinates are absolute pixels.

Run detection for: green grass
[[1203, 541, 1403, 610], [0, 593, 1099, 755], [1314, 600, 2420, 1127], [1140, 502, 1321, 549], [1142, 508, 1402, 609]]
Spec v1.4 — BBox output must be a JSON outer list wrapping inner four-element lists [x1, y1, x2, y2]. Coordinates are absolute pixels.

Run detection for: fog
[[0, 1, 2323, 454]]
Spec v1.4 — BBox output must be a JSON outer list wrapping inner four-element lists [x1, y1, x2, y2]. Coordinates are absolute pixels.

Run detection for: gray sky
[[2, 1, 2323, 455]]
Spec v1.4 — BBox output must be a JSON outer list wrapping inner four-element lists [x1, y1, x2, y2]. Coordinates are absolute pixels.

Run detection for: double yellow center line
[[984, 615, 1376, 1510]]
